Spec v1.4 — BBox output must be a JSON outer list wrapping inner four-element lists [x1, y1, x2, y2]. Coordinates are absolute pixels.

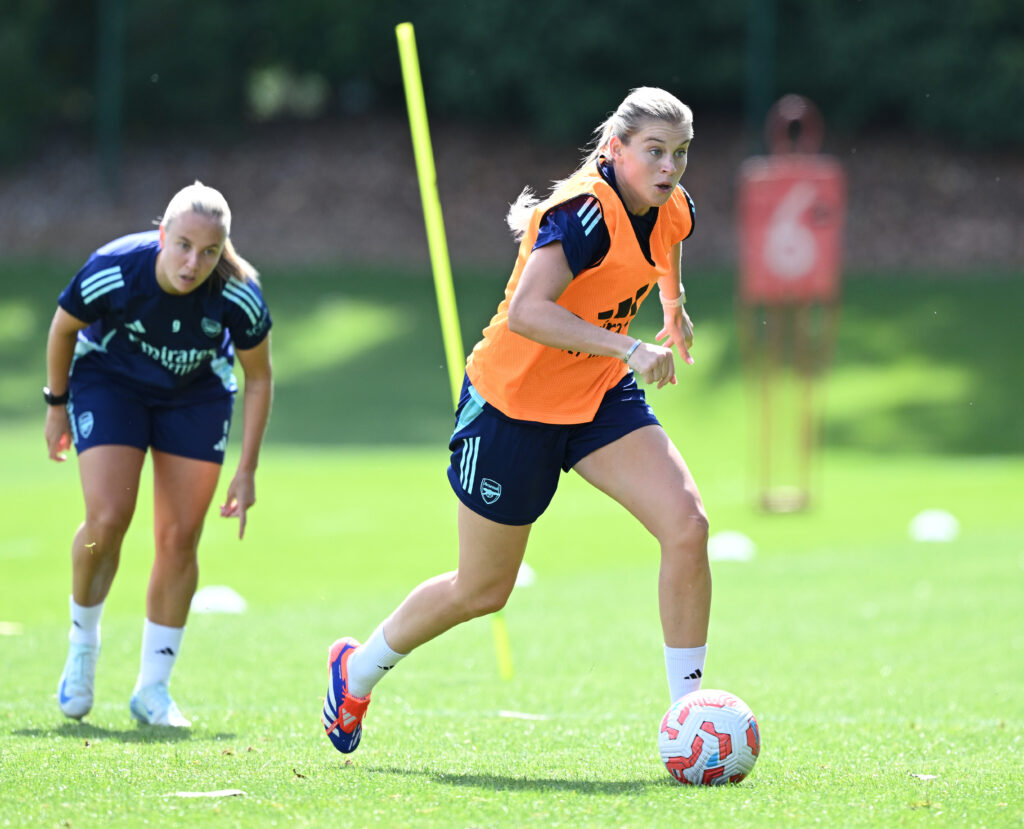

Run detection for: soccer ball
[[658, 689, 760, 785]]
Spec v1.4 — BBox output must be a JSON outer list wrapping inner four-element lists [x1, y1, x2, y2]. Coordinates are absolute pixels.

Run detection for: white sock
[[135, 620, 185, 692], [346, 623, 407, 698], [665, 643, 707, 703], [69, 596, 104, 647]]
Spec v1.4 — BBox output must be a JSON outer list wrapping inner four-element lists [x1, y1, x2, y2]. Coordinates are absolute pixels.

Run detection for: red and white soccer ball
[[658, 689, 761, 785]]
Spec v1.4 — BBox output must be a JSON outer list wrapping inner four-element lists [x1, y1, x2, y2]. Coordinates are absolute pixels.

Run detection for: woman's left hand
[[220, 469, 256, 539], [656, 304, 695, 366]]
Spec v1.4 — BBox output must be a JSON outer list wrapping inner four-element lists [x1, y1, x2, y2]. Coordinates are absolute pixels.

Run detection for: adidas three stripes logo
[[459, 436, 480, 493]]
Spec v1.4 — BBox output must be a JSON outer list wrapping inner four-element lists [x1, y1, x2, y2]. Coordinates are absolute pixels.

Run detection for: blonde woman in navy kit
[[45, 181, 273, 727]]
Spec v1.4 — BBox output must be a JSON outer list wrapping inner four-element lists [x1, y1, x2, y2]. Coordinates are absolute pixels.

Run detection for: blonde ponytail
[[215, 237, 260, 286]]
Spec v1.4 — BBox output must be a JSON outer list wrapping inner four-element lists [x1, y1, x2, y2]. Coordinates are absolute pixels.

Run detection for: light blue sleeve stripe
[[580, 202, 599, 225], [225, 280, 262, 319], [82, 275, 124, 304], [224, 283, 259, 325], [81, 265, 121, 290], [228, 279, 263, 313]]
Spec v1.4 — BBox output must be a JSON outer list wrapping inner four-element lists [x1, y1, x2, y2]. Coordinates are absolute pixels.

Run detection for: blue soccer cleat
[[322, 637, 371, 754], [130, 682, 191, 727], [58, 642, 100, 720]]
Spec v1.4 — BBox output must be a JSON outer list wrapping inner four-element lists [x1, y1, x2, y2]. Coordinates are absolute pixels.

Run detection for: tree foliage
[[1, 0, 1020, 163]]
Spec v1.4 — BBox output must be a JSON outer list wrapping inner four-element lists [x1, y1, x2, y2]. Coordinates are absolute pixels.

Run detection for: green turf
[[0, 263, 1021, 826]]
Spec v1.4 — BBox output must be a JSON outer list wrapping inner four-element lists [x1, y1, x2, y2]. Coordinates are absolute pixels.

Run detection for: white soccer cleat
[[129, 682, 192, 727], [58, 642, 99, 720]]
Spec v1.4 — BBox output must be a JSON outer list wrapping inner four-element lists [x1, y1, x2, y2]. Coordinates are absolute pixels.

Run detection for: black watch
[[43, 386, 70, 406]]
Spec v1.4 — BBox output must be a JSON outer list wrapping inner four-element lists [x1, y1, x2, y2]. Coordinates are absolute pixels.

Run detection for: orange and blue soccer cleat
[[322, 637, 371, 753]]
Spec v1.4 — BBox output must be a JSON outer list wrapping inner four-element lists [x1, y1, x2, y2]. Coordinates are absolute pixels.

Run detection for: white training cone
[[190, 585, 248, 614], [708, 531, 757, 562], [515, 562, 536, 587], [908, 509, 960, 543]]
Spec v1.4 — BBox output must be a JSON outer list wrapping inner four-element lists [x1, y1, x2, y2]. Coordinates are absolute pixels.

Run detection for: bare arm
[[507, 242, 677, 388], [655, 242, 695, 366], [219, 335, 273, 539], [44, 308, 88, 461]]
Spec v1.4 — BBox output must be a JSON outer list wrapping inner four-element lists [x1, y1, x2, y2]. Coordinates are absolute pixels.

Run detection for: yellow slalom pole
[[395, 21, 465, 404], [395, 21, 514, 682]]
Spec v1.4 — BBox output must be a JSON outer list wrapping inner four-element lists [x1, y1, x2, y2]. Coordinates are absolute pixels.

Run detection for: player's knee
[[454, 580, 512, 619], [475, 587, 511, 616], [660, 508, 710, 555], [83, 509, 134, 548], [691, 510, 710, 545], [155, 524, 203, 557]]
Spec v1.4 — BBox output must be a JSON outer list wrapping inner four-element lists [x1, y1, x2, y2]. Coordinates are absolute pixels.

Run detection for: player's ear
[[158, 224, 165, 247]]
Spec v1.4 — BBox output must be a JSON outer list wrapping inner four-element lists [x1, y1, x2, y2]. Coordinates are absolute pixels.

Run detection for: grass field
[[0, 263, 1022, 827]]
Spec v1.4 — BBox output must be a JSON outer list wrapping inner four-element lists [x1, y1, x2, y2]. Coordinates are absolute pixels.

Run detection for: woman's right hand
[[45, 406, 72, 461], [44, 308, 88, 462], [626, 340, 677, 389]]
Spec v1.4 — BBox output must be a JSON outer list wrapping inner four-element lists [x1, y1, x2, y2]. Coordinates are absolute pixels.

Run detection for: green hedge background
[[3, 0, 1021, 163]]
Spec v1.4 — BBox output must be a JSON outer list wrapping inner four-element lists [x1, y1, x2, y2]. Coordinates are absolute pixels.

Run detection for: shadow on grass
[[2, 260, 1020, 453], [12, 721, 236, 743], [364, 764, 675, 793], [693, 271, 1024, 455]]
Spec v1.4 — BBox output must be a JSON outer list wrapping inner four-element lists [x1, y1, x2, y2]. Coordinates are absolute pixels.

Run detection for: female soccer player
[[322, 87, 707, 753], [45, 181, 273, 727]]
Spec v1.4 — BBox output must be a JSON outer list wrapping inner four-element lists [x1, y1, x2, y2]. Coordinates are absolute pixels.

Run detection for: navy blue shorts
[[68, 367, 233, 464], [447, 373, 660, 525]]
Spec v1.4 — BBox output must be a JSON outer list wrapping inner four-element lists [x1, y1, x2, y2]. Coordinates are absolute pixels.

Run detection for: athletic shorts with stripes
[[446, 372, 660, 526], [68, 364, 234, 464]]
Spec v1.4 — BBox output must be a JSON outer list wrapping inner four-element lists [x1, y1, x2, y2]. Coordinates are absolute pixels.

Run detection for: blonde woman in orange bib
[[322, 87, 709, 754]]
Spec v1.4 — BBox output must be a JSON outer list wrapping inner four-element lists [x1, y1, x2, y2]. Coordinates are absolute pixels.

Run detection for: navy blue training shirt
[[58, 230, 272, 396]]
